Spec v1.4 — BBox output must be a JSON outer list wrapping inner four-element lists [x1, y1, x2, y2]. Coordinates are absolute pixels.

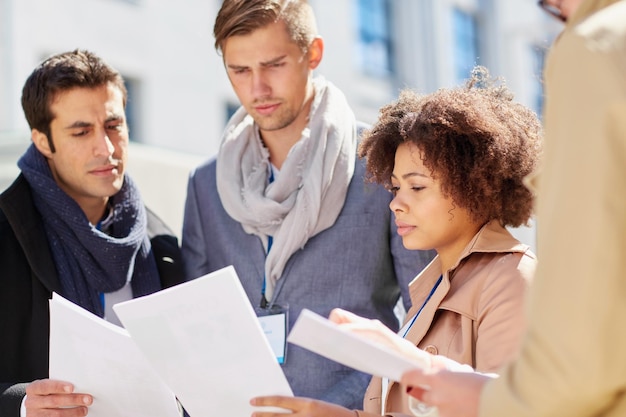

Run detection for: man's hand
[[401, 368, 494, 417], [25, 379, 92, 417], [250, 395, 356, 417]]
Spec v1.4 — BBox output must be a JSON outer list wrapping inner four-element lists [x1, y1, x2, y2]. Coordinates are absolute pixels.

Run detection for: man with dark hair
[[182, 0, 434, 408], [0, 49, 184, 417]]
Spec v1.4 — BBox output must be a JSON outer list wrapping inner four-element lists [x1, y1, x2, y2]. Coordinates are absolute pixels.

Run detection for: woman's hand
[[250, 395, 356, 417], [328, 308, 431, 368]]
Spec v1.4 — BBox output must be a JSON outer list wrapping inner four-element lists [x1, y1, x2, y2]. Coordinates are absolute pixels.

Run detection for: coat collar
[[403, 220, 529, 346], [456, 220, 528, 261]]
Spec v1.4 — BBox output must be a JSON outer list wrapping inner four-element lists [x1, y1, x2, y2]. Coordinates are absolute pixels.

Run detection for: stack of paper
[[287, 309, 431, 382], [49, 266, 292, 417], [49, 295, 180, 417]]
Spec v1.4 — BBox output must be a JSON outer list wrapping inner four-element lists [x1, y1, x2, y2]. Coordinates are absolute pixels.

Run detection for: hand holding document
[[113, 265, 293, 416], [49, 266, 292, 417], [288, 309, 475, 417], [49, 294, 181, 417], [287, 308, 432, 382]]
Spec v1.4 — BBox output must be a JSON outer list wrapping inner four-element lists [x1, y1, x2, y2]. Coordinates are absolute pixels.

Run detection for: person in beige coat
[[355, 220, 535, 417], [249, 67, 542, 417], [400, 1, 626, 417]]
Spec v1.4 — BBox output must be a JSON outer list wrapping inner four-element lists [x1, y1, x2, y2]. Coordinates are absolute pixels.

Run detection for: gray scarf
[[216, 77, 357, 300]]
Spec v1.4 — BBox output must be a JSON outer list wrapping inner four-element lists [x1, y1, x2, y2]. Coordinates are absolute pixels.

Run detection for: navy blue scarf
[[18, 144, 161, 316]]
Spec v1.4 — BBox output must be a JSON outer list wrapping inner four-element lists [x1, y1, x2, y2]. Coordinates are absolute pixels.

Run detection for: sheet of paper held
[[49, 294, 181, 417], [287, 308, 431, 382], [113, 265, 293, 417]]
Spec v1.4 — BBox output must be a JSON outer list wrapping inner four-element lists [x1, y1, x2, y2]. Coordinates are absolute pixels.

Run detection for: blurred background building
[[0, 0, 561, 244]]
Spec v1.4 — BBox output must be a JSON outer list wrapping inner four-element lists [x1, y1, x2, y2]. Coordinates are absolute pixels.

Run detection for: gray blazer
[[181, 156, 434, 408]]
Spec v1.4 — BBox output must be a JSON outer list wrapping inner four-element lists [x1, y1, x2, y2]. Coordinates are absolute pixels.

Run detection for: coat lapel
[[383, 258, 451, 405], [403, 273, 451, 347]]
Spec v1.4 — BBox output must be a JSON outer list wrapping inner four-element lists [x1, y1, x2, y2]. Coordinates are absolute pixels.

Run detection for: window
[[532, 43, 549, 118], [452, 7, 479, 83], [226, 102, 240, 125], [354, 0, 393, 77], [123, 76, 141, 143]]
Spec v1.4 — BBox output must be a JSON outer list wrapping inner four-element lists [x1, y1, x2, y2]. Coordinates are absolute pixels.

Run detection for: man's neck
[[260, 131, 302, 169], [81, 198, 110, 225]]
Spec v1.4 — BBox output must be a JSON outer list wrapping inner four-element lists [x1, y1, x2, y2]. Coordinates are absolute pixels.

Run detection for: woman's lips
[[395, 221, 416, 236]]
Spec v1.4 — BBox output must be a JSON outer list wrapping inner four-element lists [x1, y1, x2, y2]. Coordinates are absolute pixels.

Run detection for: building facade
[[0, 0, 560, 243]]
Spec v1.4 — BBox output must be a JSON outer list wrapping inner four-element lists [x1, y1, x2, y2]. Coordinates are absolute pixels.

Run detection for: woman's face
[[389, 142, 481, 262]]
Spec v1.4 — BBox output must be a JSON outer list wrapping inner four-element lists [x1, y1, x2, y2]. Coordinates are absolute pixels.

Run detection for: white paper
[[113, 265, 293, 417], [49, 294, 180, 417], [287, 309, 431, 382]]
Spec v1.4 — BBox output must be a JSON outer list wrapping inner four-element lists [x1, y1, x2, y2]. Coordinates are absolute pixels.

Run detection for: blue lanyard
[[260, 235, 274, 308], [260, 167, 275, 308], [402, 275, 443, 338]]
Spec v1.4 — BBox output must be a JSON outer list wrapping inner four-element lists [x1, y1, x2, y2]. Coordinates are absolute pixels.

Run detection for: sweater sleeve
[[480, 20, 626, 417], [180, 168, 211, 281]]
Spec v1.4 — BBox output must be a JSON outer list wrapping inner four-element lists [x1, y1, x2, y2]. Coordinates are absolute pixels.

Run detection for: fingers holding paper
[[400, 368, 493, 417], [25, 379, 93, 417], [328, 308, 431, 367], [327, 307, 364, 325], [250, 395, 355, 417]]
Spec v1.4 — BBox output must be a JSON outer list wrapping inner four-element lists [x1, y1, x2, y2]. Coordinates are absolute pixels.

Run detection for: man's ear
[[32, 129, 53, 157], [308, 36, 324, 70]]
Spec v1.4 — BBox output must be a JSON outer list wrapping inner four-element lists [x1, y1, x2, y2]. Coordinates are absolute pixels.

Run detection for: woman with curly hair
[[250, 67, 542, 417]]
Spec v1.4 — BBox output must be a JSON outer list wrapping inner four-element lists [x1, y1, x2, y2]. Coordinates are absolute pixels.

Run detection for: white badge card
[[256, 304, 289, 364]]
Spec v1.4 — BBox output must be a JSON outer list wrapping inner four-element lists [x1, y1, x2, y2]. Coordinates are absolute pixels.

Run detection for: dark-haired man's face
[[33, 83, 128, 222]]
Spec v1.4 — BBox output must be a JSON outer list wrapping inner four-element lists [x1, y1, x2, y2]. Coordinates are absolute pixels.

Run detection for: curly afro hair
[[358, 66, 543, 228]]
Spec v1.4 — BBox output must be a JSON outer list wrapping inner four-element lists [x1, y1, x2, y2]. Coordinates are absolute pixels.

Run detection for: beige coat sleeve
[[481, 14, 626, 417]]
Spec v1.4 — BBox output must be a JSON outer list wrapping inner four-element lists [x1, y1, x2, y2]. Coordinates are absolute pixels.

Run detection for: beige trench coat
[[356, 221, 535, 417], [481, 1, 626, 416]]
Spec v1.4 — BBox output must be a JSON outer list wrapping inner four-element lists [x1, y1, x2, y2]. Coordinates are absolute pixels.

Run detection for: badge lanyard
[[260, 166, 275, 308], [260, 235, 273, 308], [382, 275, 443, 414], [256, 166, 289, 364], [402, 275, 443, 338]]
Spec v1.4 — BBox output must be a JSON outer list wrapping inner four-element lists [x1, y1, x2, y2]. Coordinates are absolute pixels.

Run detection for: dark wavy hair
[[21, 49, 127, 152], [358, 66, 543, 228]]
